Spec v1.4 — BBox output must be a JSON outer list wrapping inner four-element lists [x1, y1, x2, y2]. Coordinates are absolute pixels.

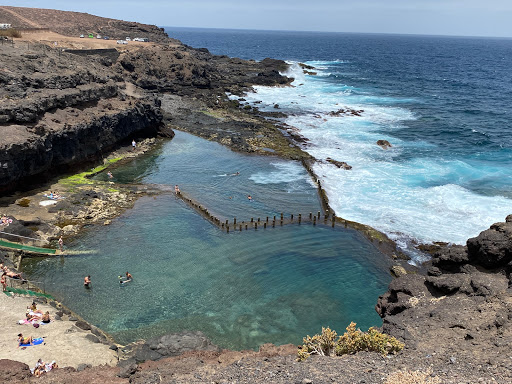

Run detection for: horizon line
[[161, 25, 512, 40]]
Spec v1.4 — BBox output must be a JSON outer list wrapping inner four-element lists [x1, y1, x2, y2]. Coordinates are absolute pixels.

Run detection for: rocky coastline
[[0, 6, 510, 383]]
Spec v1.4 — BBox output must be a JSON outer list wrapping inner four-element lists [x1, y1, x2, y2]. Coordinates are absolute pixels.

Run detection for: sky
[[2, 0, 512, 38]]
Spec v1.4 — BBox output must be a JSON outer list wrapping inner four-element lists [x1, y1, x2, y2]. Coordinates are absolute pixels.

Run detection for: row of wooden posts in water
[[175, 191, 345, 233]]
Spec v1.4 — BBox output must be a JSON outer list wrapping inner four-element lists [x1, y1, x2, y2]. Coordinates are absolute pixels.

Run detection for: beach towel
[[19, 337, 44, 347]]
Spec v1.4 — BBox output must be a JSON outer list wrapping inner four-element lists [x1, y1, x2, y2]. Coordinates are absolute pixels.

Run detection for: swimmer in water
[[84, 275, 91, 288]]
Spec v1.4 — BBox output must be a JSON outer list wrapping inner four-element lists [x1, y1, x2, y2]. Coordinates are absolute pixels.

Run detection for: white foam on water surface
[[249, 162, 307, 185], [239, 60, 512, 258]]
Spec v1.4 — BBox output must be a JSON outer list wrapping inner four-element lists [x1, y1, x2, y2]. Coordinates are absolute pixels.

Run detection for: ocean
[[166, 27, 512, 259]]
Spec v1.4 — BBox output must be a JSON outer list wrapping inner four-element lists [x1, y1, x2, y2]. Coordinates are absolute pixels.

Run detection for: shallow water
[[24, 132, 391, 349]]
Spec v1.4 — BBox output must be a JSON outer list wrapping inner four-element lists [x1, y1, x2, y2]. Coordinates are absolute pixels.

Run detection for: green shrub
[[298, 322, 404, 361]]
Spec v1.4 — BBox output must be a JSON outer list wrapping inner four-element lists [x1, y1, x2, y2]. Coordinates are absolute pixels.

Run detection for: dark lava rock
[[426, 274, 471, 294], [326, 157, 352, 170], [467, 220, 512, 268], [377, 139, 392, 149], [0, 359, 31, 382], [133, 331, 220, 363], [75, 320, 92, 330], [85, 334, 101, 343]]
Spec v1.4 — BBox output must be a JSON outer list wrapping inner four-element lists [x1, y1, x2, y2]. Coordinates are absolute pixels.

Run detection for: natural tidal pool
[[23, 131, 392, 349]]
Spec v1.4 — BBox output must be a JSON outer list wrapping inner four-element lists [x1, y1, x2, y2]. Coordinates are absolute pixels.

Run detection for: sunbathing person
[[17, 333, 33, 346], [6, 270, 22, 279], [41, 311, 51, 323]]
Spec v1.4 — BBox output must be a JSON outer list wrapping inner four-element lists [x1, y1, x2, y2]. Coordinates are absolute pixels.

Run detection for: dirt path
[[0, 6, 41, 28]]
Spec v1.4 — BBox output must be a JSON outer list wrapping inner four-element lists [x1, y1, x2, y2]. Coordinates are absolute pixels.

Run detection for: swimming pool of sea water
[[95, 131, 322, 222], [23, 131, 392, 350]]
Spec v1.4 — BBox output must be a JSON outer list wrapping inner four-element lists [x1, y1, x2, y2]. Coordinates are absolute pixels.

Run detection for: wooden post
[[225, 219, 229, 226], [234, 218, 236, 225], [255, 222, 258, 230], [317, 211, 321, 219], [313, 216, 317, 225], [257, 218, 260, 223], [221, 223, 224, 228], [266, 216, 269, 223], [273, 215, 276, 222], [226, 226, 230, 233], [280, 219, 283, 226], [272, 220, 275, 228], [332, 215, 335, 228], [264, 222, 267, 229], [291, 214, 294, 221], [240, 225, 242, 231], [245, 224, 248, 230], [309, 212, 312, 220], [251, 218, 254, 223], [298, 214, 302, 224], [280, 213, 283, 221]]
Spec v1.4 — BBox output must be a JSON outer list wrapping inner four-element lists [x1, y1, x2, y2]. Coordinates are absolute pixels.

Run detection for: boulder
[[376, 140, 392, 149], [426, 274, 471, 294], [326, 157, 352, 170], [134, 331, 219, 363], [467, 221, 512, 268], [390, 265, 407, 278]]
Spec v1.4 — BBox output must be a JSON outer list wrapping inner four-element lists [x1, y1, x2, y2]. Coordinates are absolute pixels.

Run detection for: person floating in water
[[231, 171, 240, 176], [247, 195, 253, 201], [119, 272, 133, 284], [84, 275, 91, 288], [107, 171, 113, 179]]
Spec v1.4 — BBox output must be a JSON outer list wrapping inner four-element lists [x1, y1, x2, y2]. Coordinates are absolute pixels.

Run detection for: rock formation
[[376, 215, 512, 380], [377, 139, 392, 149], [326, 157, 352, 170]]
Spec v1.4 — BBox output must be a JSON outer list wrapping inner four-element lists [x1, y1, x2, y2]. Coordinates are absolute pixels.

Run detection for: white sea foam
[[250, 162, 307, 184], [240, 60, 512, 258]]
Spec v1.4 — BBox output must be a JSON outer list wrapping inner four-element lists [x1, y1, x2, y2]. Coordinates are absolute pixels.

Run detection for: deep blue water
[[165, 27, 512, 253]]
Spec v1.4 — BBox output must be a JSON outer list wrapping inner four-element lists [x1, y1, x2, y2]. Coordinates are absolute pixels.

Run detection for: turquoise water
[[23, 131, 391, 349], [96, 131, 321, 221]]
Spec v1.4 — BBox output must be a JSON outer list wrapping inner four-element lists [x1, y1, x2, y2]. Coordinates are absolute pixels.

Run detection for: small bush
[[0, 29, 22, 38], [298, 322, 404, 361], [17, 198, 31, 207]]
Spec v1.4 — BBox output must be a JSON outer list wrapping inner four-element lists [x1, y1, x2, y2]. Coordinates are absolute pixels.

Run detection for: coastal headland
[[0, 6, 511, 383]]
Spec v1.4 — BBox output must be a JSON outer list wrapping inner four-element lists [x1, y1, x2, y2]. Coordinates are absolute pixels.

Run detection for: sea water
[[24, 132, 391, 349], [166, 28, 512, 260]]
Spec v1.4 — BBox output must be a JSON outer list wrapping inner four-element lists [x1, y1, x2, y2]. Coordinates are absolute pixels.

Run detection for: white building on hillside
[[0, 23, 12, 29]]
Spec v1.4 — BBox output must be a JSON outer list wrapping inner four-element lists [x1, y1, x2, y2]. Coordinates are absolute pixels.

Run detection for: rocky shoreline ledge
[[0, 6, 510, 383]]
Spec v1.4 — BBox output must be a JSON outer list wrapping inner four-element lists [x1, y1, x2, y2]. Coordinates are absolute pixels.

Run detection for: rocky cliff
[[0, 7, 293, 193]]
